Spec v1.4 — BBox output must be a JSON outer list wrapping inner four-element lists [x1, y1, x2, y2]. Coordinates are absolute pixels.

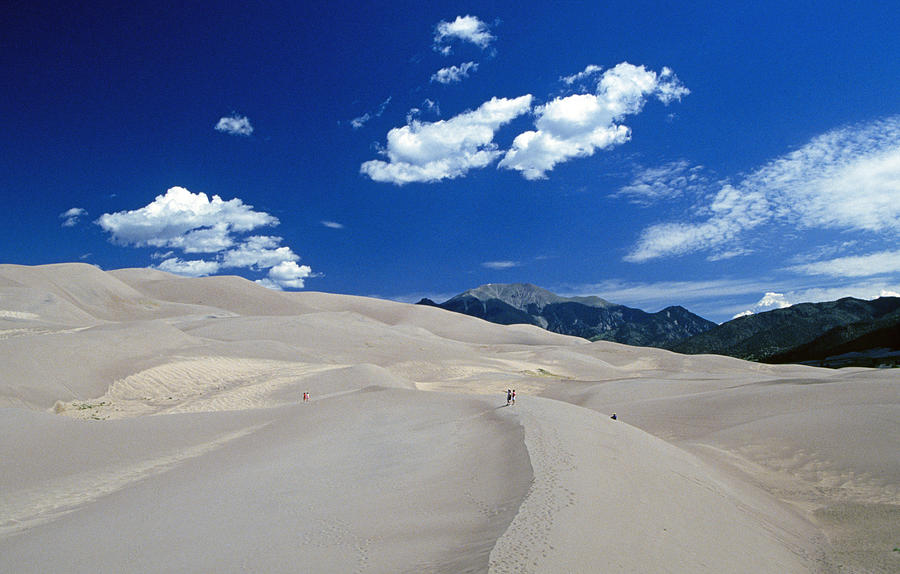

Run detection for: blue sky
[[3, 1, 898, 323]]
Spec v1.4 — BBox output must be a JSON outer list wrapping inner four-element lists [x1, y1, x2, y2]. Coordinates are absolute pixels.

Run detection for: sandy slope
[[489, 398, 819, 573], [1, 264, 897, 572], [1, 391, 531, 573]]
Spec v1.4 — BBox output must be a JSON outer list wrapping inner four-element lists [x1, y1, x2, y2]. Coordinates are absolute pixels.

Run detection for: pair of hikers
[[506, 389, 516, 406]]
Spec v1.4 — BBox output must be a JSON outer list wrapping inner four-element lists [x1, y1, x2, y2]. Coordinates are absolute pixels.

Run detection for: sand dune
[[1, 264, 897, 572]]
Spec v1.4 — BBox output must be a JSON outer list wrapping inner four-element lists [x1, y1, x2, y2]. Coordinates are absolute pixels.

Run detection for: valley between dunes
[[1, 263, 897, 573]]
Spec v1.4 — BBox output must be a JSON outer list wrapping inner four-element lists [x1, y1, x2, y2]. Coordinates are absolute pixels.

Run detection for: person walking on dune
[[512, 389, 516, 405], [507, 389, 512, 406]]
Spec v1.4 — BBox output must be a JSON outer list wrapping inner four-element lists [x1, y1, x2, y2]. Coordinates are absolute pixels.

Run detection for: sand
[[1, 263, 897, 573]]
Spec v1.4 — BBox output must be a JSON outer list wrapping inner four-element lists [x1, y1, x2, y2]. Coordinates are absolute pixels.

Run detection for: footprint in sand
[[488, 404, 576, 573]]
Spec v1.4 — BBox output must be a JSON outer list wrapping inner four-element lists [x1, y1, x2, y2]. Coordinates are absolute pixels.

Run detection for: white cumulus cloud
[[654, 67, 691, 104], [155, 257, 221, 277], [97, 186, 277, 252], [221, 235, 300, 270], [362, 62, 686, 184], [215, 114, 254, 136], [498, 63, 688, 180], [433, 15, 494, 55], [732, 292, 793, 318], [431, 61, 478, 84], [360, 95, 533, 184], [98, 187, 313, 289], [260, 261, 313, 290]]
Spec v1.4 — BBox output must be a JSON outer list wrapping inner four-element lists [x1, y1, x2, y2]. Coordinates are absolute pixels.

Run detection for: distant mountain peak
[[451, 283, 614, 312], [452, 283, 563, 312], [425, 283, 715, 347]]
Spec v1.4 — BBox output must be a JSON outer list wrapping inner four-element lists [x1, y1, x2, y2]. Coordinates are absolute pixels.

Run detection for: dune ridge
[[1, 263, 897, 572]]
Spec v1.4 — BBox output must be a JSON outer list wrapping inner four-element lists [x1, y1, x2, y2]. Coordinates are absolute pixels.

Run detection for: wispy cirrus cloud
[[433, 15, 495, 55], [482, 260, 521, 269], [214, 114, 254, 136], [559, 278, 770, 310], [97, 187, 312, 289], [321, 220, 345, 229], [627, 115, 900, 262], [626, 184, 770, 262], [558, 277, 900, 323], [616, 160, 709, 206], [60, 207, 87, 227], [560, 65, 603, 87], [360, 95, 533, 184], [431, 61, 478, 84], [350, 97, 392, 130], [787, 249, 900, 278]]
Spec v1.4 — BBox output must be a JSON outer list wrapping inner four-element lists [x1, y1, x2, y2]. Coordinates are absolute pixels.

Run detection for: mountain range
[[418, 284, 900, 368], [417, 283, 717, 348], [669, 296, 900, 368]]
